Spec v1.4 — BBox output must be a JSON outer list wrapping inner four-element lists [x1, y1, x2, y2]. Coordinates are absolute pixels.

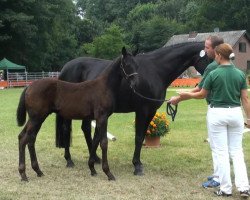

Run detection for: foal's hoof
[[133, 169, 144, 176], [21, 176, 29, 182], [37, 171, 44, 177], [66, 160, 75, 168], [108, 175, 116, 181], [91, 170, 97, 176]]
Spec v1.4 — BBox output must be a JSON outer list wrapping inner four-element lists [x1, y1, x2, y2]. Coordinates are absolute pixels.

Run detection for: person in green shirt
[[171, 43, 250, 197], [170, 35, 224, 188]]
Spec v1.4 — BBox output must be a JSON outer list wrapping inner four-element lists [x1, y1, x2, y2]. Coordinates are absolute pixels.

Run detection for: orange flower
[[146, 112, 170, 137]]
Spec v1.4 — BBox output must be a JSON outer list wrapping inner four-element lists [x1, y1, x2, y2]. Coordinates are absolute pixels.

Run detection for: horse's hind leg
[[27, 121, 44, 177], [81, 119, 101, 163], [18, 125, 29, 181]]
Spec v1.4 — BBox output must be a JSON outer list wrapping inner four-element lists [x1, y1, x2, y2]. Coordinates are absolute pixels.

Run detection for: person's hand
[[168, 96, 180, 105]]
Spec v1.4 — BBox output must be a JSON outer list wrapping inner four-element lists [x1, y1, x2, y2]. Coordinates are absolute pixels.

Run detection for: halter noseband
[[120, 56, 178, 121], [120, 57, 138, 80]]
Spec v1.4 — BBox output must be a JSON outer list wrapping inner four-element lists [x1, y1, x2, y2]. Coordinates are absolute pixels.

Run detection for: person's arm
[[179, 88, 208, 100], [241, 89, 250, 128], [168, 88, 208, 105], [168, 86, 201, 105]]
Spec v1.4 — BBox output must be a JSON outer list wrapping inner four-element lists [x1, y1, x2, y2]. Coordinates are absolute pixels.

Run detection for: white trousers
[[207, 106, 219, 183], [207, 107, 249, 194]]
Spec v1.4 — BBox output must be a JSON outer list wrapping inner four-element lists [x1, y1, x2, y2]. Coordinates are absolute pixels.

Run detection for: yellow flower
[[146, 112, 170, 138]]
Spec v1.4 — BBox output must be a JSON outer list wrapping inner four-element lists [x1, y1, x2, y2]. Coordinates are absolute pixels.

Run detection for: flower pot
[[144, 136, 160, 148]]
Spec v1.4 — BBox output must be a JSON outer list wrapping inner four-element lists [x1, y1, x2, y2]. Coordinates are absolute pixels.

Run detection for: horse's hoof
[[21, 176, 29, 182], [133, 170, 144, 176], [91, 170, 97, 176], [37, 171, 44, 177], [66, 160, 75, 168], [108, 175, 116, 181]]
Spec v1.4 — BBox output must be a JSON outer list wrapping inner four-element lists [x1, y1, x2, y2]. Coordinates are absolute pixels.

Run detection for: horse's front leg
[[98, 119, 115, 181], [81, 119, 101, 164], [133, 111, 155, 176], [88, 126, 100, 177], [62, 119, 75, 168]]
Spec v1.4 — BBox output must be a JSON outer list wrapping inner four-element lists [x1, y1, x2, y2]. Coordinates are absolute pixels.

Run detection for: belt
[[210, 105, 239, 108]]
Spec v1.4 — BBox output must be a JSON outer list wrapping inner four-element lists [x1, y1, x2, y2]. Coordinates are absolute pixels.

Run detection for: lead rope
[[130, 86, 178, 121]]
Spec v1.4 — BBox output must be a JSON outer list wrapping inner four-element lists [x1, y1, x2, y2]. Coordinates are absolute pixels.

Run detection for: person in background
[[170, 43, 250, 197], [169, 35, 224, 188]]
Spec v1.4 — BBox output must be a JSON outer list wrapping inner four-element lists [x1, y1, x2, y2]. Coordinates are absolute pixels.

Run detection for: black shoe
[[240, 190, 250, 198], [214, 189, 232, 197]]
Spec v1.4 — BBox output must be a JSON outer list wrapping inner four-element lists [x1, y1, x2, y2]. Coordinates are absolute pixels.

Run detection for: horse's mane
[[138, 41, 204, 56]]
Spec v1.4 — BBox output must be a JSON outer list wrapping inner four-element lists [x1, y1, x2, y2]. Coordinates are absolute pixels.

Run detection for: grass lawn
[[0, 87, 249, 200]]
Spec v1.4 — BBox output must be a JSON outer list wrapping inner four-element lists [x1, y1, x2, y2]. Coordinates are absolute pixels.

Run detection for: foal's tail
[[55, 114, 72, 148], [16, 87, 27, 126]]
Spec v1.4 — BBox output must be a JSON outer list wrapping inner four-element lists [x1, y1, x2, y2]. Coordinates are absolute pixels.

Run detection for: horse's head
[[188, 42, 212, 75], [120, 47, 139, 89]]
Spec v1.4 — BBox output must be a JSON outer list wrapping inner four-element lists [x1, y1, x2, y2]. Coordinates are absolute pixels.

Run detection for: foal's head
[[120, 47, 139, 89]]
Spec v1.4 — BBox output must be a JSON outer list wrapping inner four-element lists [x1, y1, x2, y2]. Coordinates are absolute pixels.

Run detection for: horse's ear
[[122, 47, 127, 57]]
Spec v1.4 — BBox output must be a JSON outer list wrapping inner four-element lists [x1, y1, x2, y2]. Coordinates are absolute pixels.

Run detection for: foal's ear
[[122, 47, 127, 57]]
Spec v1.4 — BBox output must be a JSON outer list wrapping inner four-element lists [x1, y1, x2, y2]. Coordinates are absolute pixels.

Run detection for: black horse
[[56, 42, 210, 176], [17, 47, 139, 181]]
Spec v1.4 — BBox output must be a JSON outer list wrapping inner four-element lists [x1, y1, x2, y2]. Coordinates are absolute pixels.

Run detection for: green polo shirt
[[203, 64, 247, 107], [198, 61, 218, 104]]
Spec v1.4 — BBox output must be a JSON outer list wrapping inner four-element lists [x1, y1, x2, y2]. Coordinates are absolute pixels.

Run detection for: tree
[[181, 0, 250, 33], [0, 0, 37, 66], [130, 16, 183, 52], [82, 24, 126, 59], [125, 3, 184, 52]]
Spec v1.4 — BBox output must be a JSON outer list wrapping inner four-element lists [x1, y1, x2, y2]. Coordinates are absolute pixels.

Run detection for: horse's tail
[[16, 87, 27, 126], [55, 114, 72, 148]]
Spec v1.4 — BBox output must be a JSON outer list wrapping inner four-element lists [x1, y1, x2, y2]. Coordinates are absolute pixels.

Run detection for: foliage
[[82, 24, 126, 59], [1, 0, 250, 72], [130, 16, 182, 52], [146, 112, 170, 138]]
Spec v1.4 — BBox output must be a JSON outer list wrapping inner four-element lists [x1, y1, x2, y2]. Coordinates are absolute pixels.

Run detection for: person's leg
[[202, 106, 220, 188], [207, 108, 232, 194], [228, 108, 249, 193], [208, 120, 219, 183]]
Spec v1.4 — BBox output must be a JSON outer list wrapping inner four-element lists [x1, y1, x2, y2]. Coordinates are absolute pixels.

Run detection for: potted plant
[[144, 112, 170, 147]]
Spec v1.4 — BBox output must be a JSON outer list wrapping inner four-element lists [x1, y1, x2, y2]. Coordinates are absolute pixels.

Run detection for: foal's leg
[[88, 126, 100, 176], [18, 125, 28, 181], [133, 111, 155, 176], [18, 120, 44, 181], [96, 118, 115, 180], [63, 119, 75, 167], [27, 121, 44, 178], [81, 119, 101, 163]]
